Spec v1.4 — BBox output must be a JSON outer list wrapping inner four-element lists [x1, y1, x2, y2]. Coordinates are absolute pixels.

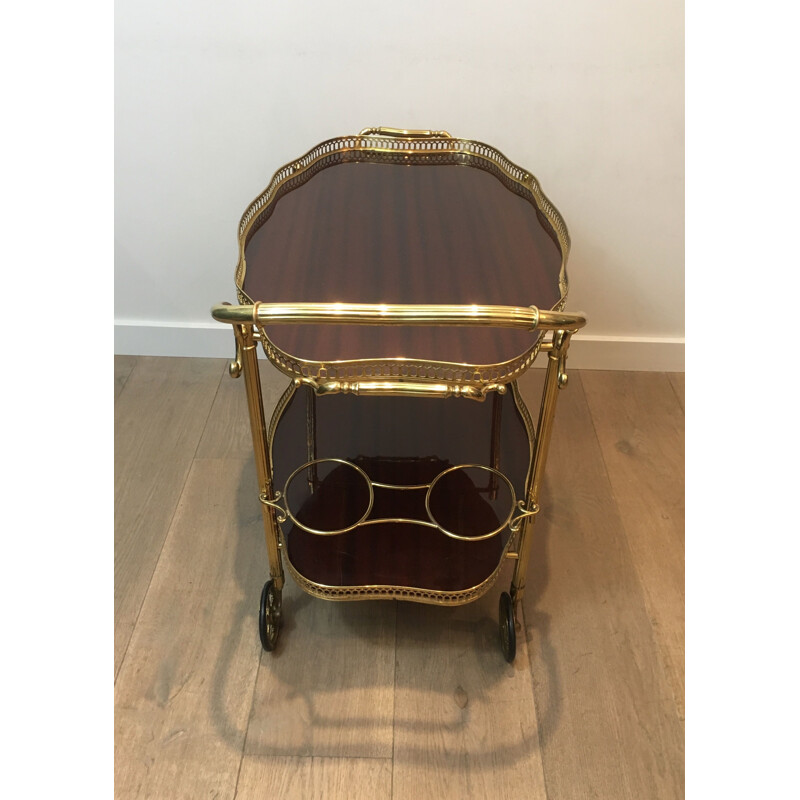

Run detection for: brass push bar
[[297, 377, 507, 401], [211, 302, 586, 332]]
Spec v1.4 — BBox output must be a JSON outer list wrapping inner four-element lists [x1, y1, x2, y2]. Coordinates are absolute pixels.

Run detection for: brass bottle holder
[[265, 458, 528, 542]]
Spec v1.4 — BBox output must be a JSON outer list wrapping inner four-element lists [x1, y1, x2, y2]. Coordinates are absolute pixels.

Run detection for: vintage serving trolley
[[211, 127, 586, 662]]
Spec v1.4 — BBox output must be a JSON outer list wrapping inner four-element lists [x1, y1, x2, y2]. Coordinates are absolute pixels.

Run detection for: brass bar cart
[[211, 128, 586, 662]]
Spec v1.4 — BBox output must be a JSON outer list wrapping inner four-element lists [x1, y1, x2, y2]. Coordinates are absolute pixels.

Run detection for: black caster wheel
[[499, 591, 516, 663], [259, 580, 282, 652]]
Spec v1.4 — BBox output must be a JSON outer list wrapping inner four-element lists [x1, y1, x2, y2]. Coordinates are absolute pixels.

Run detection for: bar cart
[[211, 127, 586, 662]]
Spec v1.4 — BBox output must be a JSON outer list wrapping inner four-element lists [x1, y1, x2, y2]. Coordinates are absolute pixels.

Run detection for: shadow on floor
[[208, 457, 559, 769]]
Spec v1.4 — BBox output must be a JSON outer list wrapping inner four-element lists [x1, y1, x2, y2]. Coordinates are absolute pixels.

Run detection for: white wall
[[115, 0, 684, 370]]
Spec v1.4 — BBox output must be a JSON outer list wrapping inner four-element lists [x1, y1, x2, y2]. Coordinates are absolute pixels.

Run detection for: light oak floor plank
[[196, 361, 289, 460], [668, 371, 685, 412], [391, 567, 547, 800], [235, 756, 392, 800], [582, 370, 685, 720], [115, 355, 137, 399], [517, 371, 684, 800], [115, 457, 267, 800], [242, 584, 396, 759], [114, 357, 225, 677]]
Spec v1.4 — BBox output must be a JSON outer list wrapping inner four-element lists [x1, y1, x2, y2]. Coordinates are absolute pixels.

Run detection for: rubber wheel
[[259, 580, 281, 652], [499, 591, 516, 663]]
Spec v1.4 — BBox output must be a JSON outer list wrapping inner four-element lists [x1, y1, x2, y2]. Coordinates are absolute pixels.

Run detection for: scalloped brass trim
[[281, 531, 515, 606]]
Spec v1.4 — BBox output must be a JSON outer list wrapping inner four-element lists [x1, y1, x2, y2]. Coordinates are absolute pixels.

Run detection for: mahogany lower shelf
[[271, 384, 531, 594], [286, 520, 506, 592]]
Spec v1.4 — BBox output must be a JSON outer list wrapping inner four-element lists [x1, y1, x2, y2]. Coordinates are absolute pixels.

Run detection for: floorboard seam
[[115, 356, 138, 398], [114, 458, 199, 685], [232, 653, 264, 799], [520, 601, 553, 800], [390, 600, 398, 799], [667, 373, 685, 414], [191, 361, 228, 461]]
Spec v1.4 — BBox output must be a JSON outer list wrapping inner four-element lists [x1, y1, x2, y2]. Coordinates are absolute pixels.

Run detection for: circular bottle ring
[[425, 464, 516, 541], [283, 458, 374, 535]]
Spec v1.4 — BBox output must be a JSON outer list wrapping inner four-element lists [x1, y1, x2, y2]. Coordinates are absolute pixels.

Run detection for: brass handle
[[359, 126, 453, 139], [211, 302, 587, 332], [297, 377, 507, 401]]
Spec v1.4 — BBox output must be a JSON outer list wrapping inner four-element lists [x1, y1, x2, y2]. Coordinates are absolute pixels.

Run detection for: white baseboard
[[114, 322, 685, 372], [563, 335, 684, 371], [115, 321, 234, 359]]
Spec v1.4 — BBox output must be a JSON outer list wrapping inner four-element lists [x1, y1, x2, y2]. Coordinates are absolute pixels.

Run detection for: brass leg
[[306, 386, 318, 493], [235, 324, 285, 591], [489, 390, 503, 500], [511, 330, 573, 610]]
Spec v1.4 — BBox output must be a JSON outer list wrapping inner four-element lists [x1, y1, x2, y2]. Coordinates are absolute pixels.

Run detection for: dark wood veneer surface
[[243, 161, 563, 365]]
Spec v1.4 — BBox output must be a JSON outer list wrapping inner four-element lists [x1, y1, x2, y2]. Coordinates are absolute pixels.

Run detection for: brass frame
[[211, 127, 586, 619]]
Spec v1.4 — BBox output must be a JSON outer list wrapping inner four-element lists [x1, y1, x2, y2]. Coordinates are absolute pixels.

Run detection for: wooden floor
[[114, 356, 685, 799]]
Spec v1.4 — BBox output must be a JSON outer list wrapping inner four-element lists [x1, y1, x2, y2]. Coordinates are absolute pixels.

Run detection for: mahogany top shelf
[[235, 133, 571, 384]]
